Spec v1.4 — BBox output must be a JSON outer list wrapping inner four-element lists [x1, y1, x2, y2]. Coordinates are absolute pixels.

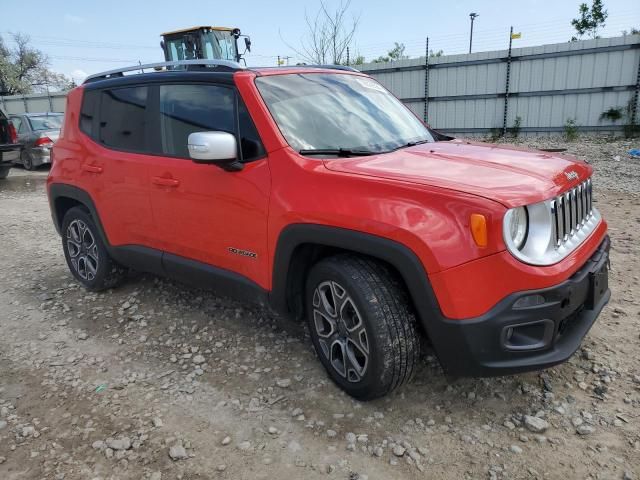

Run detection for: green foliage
[[564, 118, 579, 141], [429, 49, 444, 58], [599, 107, 623, 122], [373, 42, 407, 63], [0, 33, 73, 95], [510, 116, 522, 138], [623, 98, 640, 138], [571, 0, 608, 40], [342, 53, 366, 66], [621, 27, 640, 35], [596, 101, 639, 138], [624, 123, 640, 138], [488, 128, 503, 142]]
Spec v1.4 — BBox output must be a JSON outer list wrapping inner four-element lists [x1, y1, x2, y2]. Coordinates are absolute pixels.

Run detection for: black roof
[[82, 61, 359, 88]]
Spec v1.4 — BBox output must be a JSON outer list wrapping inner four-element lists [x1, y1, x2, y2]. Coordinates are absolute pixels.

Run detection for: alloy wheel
[[66, 219, 99, 281], [312, 281, 369, 382]]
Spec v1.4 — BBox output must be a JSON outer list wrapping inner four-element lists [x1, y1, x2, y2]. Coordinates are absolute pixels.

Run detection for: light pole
[[469, 12, 479, 54]]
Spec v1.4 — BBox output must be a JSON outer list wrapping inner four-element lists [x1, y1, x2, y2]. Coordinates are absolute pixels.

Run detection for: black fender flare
[[48, 183, 165, 275], [269, 224, 445, 338], [48, 183, 110, 245]]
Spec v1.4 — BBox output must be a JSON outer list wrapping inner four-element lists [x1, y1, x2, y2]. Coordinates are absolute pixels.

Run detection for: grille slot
[[552, 178, 592, 248]]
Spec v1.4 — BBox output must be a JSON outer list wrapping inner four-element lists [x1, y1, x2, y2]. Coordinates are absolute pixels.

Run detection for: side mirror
[[187, 131, 242, 171], [244, 37, 252, 52]]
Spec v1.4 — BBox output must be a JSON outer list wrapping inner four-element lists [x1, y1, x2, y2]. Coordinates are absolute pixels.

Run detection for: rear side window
[[159, 84, 235, 159], [11, 117, 24, 133], [99, 86, 148, 152], [80, 90, 100, 137]]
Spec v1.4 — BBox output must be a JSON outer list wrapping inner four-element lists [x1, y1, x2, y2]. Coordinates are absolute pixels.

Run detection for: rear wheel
[[306, 254, 420, 400], [61, 207, 126, 291], [21, 150, 33, 170]]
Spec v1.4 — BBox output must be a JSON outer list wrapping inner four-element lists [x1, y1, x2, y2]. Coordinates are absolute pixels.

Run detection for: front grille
[[550, 178, 593, 248]]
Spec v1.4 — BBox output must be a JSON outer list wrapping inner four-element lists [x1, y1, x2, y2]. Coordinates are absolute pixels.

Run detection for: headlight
[[504, 207, 528, 250], [502, 178, 601, 266]]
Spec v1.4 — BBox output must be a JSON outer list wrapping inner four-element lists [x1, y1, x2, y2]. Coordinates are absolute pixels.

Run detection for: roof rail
[[84, 59, 245, 83], [306, 65, 360, 72]]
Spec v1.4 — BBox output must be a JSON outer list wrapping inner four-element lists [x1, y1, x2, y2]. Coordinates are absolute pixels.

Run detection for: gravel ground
[[0, 137, 639, 480]]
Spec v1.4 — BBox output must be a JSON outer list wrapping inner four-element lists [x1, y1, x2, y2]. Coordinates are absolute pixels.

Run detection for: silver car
[[9, 113, 63, 170]]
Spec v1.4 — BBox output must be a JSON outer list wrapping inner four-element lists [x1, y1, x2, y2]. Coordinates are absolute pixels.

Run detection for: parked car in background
[[0, 107, 20, 179], [10, 113, 63, 170]]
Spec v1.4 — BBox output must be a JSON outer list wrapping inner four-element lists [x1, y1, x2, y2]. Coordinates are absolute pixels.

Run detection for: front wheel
[[61, 207, 127, 291], [306, 254, 421, 400], [0, 166, 9, 179]]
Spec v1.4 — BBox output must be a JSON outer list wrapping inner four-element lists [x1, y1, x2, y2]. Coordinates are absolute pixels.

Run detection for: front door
[[147, 83, 271, 288]]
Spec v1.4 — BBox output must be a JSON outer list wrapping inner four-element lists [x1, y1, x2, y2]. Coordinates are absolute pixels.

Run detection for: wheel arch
[[270, 224, 444, 338], [48, 183, 109, 247]]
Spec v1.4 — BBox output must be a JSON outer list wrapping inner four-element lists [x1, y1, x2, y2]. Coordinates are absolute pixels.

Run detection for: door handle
[[82, 164, 103, 174], [152, 176, 180, 187]]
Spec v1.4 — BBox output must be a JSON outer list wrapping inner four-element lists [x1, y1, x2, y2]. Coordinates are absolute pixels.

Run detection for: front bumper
[[433, 236, 610, 376]]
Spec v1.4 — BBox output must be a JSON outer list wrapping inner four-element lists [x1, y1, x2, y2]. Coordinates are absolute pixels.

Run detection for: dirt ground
[[0, 137, 639, 480]]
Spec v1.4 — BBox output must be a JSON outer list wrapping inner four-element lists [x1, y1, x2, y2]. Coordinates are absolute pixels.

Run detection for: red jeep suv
[[47, 61, 610, 400]]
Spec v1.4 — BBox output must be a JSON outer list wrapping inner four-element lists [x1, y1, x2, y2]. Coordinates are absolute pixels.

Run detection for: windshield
[[203, 30, 237, 61], [28, 115, 63, 131], [165, 30, 237, 62], [255, 73, 433, 153]]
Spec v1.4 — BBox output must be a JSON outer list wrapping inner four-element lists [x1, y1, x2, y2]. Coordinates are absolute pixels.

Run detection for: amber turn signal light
[[470, 213, 488, 247]]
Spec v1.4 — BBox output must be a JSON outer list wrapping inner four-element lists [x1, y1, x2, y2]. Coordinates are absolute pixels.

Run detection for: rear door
[[147, 83, 271, 288], [80, 86, 158, 255]]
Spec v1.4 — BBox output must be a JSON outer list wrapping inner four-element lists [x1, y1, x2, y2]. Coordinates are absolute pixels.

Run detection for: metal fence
[[359, 34, 640, 136], [0, 91, 66, 115], [2, 34, 639, 137]]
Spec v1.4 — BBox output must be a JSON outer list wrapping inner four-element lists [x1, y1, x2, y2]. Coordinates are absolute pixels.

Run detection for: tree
[[429, 49, 444, 58], [373, 42, 408, 63], [342, 53, 366, 66], [570, 0, 608, 40], [621, 27, 640, 35], [0, 33, 73, 95], [283, 1, 359, 65]]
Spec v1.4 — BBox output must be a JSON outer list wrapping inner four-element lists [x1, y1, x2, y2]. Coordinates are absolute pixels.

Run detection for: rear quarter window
[[79, 90, 100, 138], [99, 86, 148, 152]]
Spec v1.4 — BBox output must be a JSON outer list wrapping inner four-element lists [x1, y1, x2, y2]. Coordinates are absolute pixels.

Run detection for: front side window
[[256, 73, 433, 153], [99, 86, 148, 152], [159, 84, 235, 159]]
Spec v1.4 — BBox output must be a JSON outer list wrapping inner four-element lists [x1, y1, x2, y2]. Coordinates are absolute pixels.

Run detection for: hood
[[322, 140, 592, 208]]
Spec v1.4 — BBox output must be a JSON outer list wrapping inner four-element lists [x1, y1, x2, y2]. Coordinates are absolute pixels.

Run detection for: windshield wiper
[[299, 148, 379, 157], [390, 139, 432, 152]]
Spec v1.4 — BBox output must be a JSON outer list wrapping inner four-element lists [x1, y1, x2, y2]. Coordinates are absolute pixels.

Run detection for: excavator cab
[[160, 26, 251, 63]]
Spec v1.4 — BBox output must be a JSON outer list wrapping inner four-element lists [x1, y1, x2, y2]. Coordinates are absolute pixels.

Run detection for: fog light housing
[[513, 294, 546, 309], [501, 319, 554, 351]]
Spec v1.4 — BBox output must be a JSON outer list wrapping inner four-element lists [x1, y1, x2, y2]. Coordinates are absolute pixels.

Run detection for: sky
[[1, 0, 639, 85]]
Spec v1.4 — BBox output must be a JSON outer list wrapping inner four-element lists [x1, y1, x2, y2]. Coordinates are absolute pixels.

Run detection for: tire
[[306, 254, 421, 400], [0, 166, 9, 179], [21, 150, 33, 170], [61, 207, 126, 291]]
